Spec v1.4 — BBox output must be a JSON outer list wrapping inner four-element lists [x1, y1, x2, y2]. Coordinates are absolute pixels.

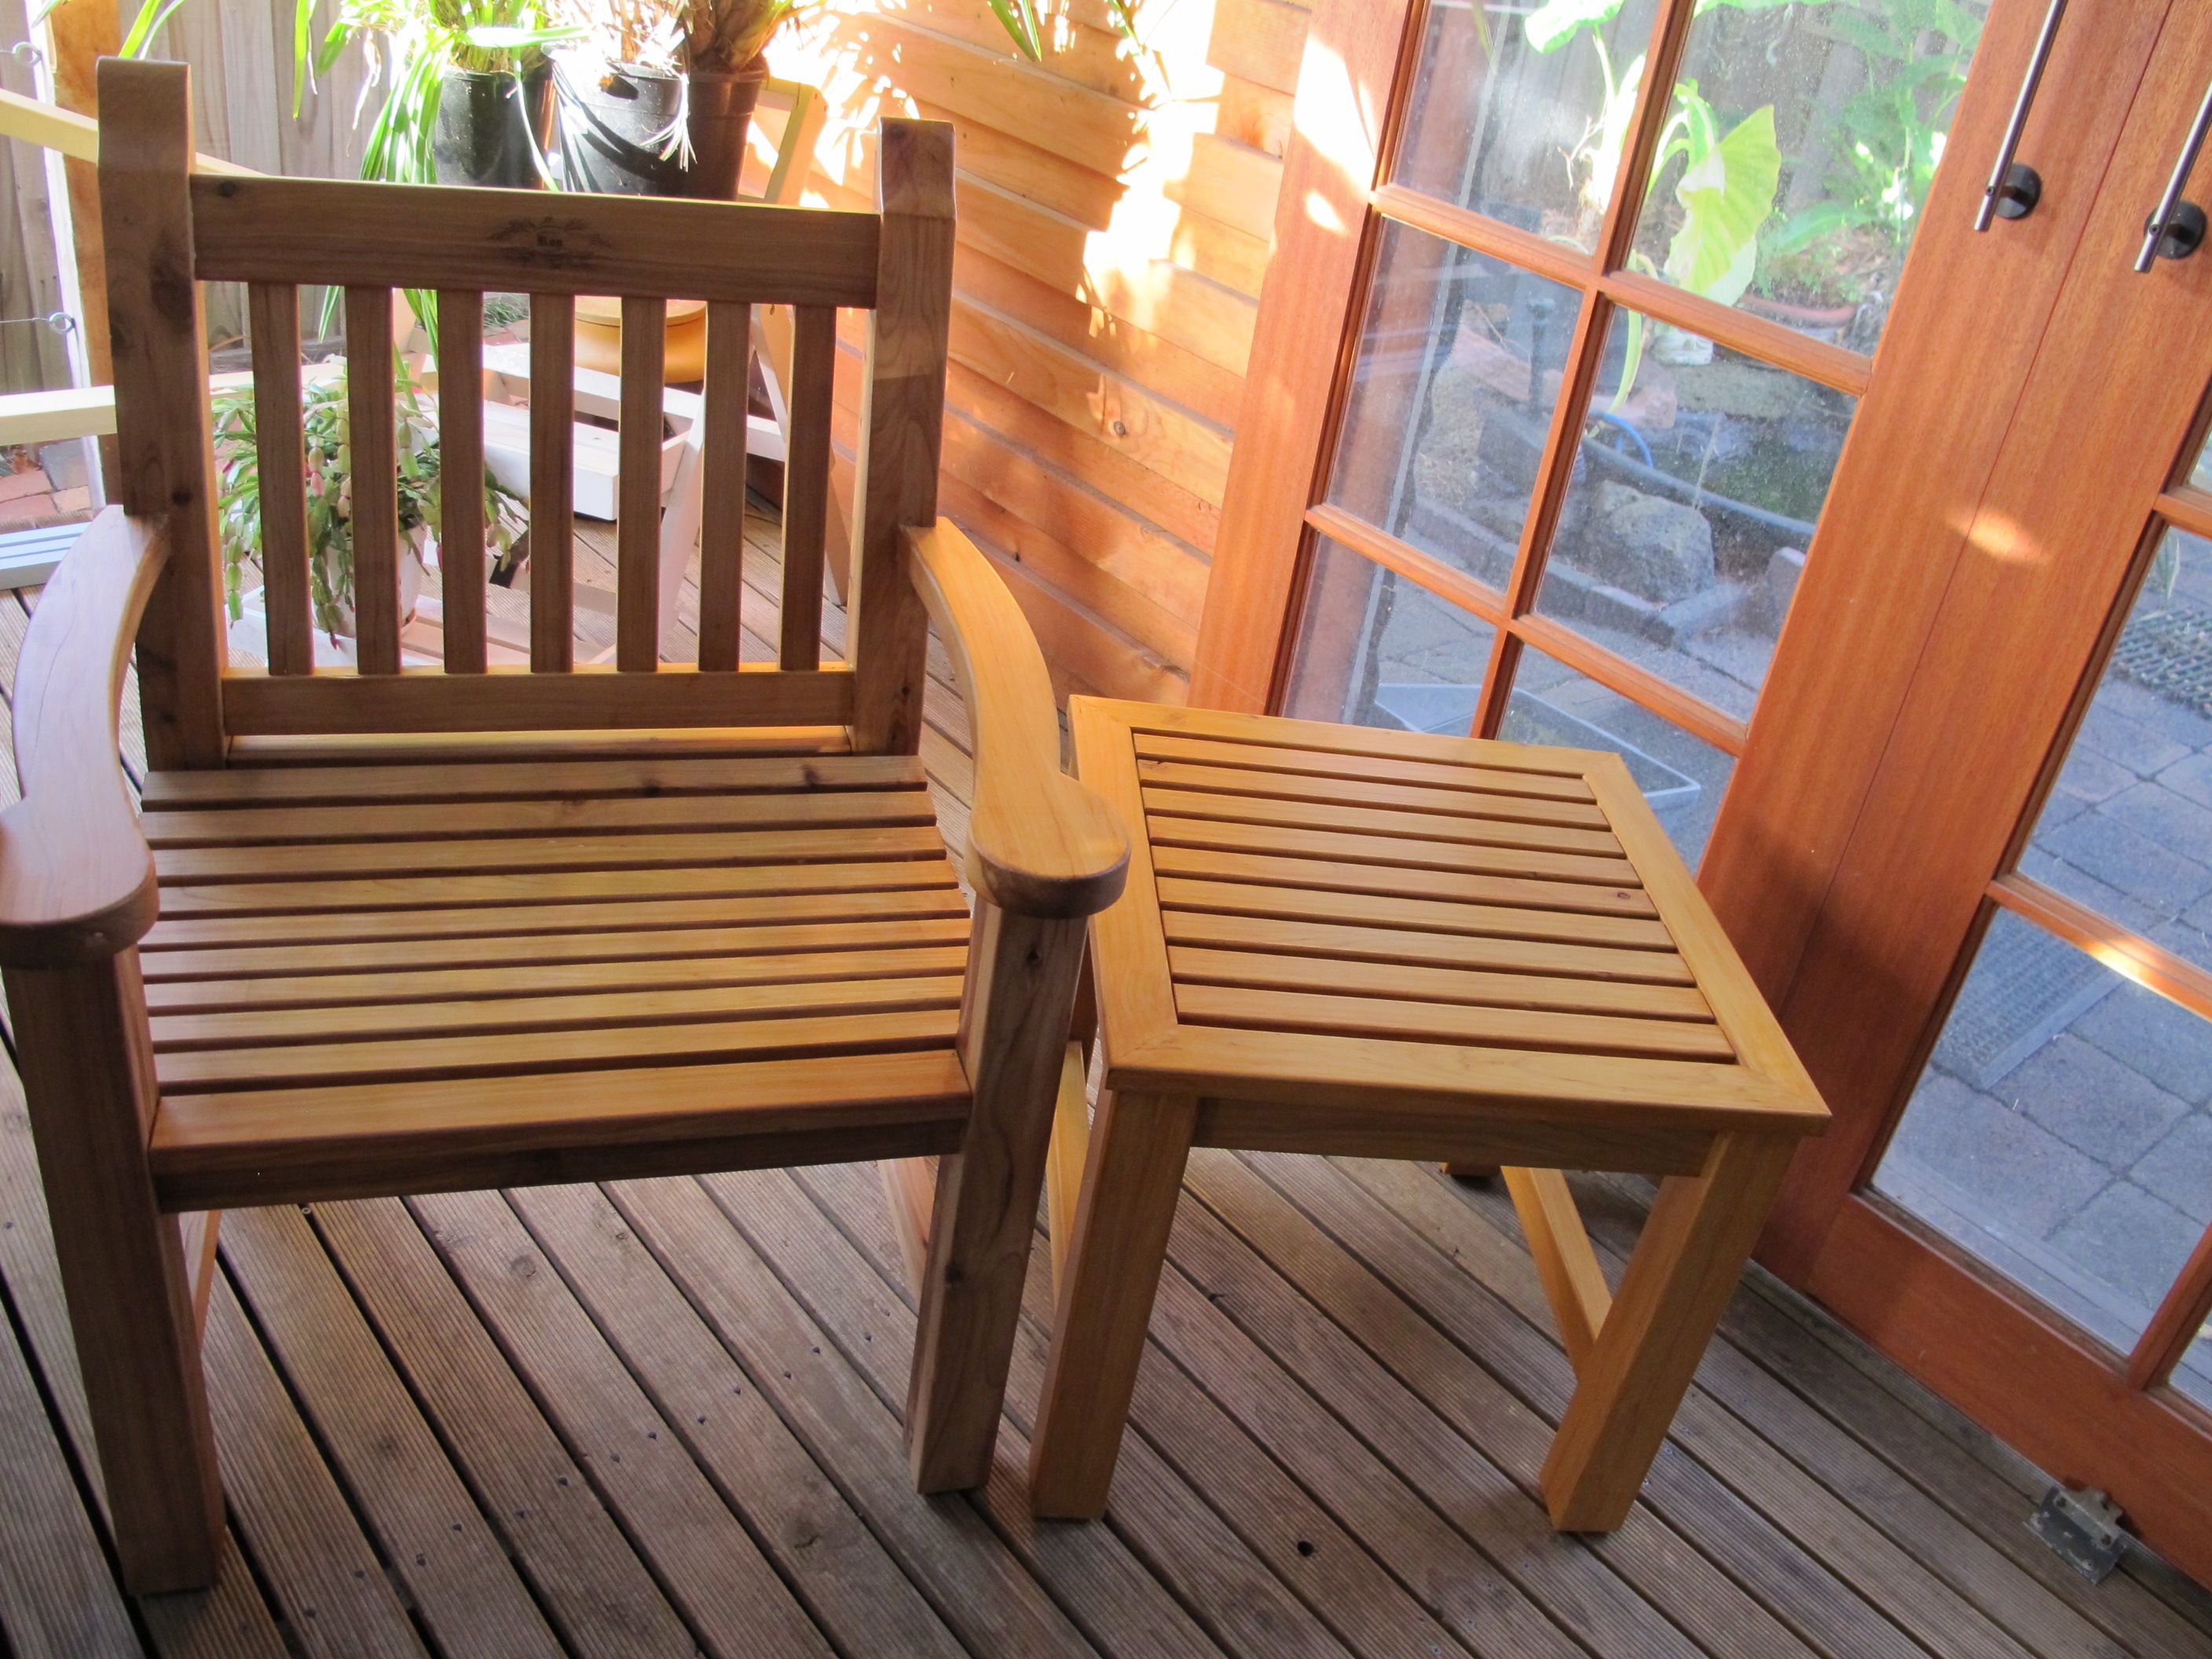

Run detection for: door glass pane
[[1533, 306, 1855, 720], [1325, 221, 1580, 591], [1874, 910, 2212, 1362], [1392, 0, 1661, 252], [2023, 528, 2212, 974], [1498, 645, 1735, 866], [1622, 0, 1989, 353], [1283, 537, 1500, 733]]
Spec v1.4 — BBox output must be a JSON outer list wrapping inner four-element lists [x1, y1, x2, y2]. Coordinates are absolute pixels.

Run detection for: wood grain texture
[[221, 661, 855, 734], [97, 59, 227, 767], [906, 522, 1126, 916], [190, 174, 881, 303], [344, 287, 401, 675], [851, 119, 955, 754], [528, 292, 576, 672], [617, 296, 666, 672], [0, 511, 168, 965], [695, 299, 749, 672], [248, 283, 313, 676], [780, 304, 837, 670], [5, 954, 222, 1592], [907, 900, 1088, 1489], [436, 291, 489, 673]]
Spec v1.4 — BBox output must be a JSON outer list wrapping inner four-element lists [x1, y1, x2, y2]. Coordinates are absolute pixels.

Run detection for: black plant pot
[[558, 58, 688, 196], [679, 61, 767, 200], [432, 67, 553, 190]]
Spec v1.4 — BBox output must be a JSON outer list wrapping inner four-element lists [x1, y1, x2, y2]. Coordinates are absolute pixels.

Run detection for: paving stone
[[2097, 678, 2212, 753], [2038, 808, 2212, 915], [1994, 1032, 2190, 1165], [2074, 698, 2192, 779], [2015, 846, 2163, 935], [1886, 1071, 2111, 1236], [2098, 779, 2212, 863], [2071, 978, 2212, 1105], [2048, 1181, 2205, 1319], [2156, 749, 2212, 811], [2050, 742, 2139, 808], [2132, 1110, 2212, 1225]]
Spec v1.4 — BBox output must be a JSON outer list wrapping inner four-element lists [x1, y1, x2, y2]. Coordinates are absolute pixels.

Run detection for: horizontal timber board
[[141, 753, 925, 807], [151, 971, 968, 1053], [1173, 983, 1735, 1061], [145, 939, 970, 1013], [149, 1049, 972, 1210], [190, 177, 881, 305], [143, 790, 938, 848], [155, 1005, 963, 1093], [153, 825, 947, 884], [1151, 845, 1654, 914], [222, 665, 855, 734], [1160, 906, 1694, 981], [146, 860, 961, 924], [138, 915, 969, 995], [1155, 873, 1675, 945]]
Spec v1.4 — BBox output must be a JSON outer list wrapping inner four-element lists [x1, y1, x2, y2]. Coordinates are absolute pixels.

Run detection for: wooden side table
[[1029, 699, 1828, 1529]]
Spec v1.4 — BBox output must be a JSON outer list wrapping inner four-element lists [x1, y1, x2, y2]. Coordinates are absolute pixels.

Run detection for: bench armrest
[[0, 509, 170, 966], [903, 522, 1127, 918]]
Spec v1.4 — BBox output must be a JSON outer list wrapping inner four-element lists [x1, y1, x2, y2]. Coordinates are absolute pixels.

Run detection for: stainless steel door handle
[[2137, 79, 2212, 270], [1976, 0, 2070, 230]]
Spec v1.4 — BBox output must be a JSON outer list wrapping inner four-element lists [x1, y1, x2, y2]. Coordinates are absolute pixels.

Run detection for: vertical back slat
[[530, 293, 576, 672], [342, 287, 400, 676], [779, 304, 837, 671], [696, 299, 750, 672], [247, 284, 312, 676], [98, 59, 226, 767], [617, 297, 667, 672], [436, 291, 487, 674], [850, 119, 955, 754]]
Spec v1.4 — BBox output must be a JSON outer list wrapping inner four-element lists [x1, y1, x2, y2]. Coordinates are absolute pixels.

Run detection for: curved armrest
[[903, 522, 1128, 918], [0, 509, 170, 967]]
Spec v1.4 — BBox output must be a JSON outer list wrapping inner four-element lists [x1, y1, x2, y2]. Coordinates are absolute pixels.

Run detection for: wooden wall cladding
[[782, 0, 1309, 703]]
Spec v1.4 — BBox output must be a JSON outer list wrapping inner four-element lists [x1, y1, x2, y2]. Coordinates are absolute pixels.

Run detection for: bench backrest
[[100, 58, 952, 768]]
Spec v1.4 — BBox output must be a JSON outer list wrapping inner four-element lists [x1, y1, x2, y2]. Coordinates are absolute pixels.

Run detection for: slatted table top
[[1071, 699, 1828, 1139]]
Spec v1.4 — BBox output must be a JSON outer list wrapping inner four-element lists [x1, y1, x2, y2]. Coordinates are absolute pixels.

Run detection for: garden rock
[[1574, 482, 1715, 603]]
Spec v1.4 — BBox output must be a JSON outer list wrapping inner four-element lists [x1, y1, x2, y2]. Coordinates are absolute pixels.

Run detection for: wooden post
[[848, 119, 954, 756], [5, 954, 222, 1593], [905, 898, 1086, 1492], [32, 0, 118, 499]]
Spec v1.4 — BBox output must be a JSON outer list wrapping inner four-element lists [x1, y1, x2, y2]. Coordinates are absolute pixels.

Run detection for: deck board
[[0, 521, 2208, 1656]]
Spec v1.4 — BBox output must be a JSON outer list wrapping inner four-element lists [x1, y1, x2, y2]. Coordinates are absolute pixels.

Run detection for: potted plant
[[212, 357, 529, 662], [312, 0, 582, 189], [555, 1, 815, 198]]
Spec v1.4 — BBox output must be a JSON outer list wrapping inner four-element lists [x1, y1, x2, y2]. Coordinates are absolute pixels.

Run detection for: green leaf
[[1523, 0, 1625, 54], [1663, 103, 1782, 306]]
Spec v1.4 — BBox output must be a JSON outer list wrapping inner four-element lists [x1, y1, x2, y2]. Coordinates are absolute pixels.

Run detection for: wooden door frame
[[1193, 0, 2212, 1584]]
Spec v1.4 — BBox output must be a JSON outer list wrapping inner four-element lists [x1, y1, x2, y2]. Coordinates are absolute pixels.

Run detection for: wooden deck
[[1, 511, 2210, 1657]]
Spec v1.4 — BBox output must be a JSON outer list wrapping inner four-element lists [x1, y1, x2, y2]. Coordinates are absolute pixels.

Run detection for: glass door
[[1276, 0, 1975, 868]]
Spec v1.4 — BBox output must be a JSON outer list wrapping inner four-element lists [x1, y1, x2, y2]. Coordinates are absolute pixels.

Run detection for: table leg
[[1540, 1132, 1793, 1531], [1029, 1087, 1198, 1519]]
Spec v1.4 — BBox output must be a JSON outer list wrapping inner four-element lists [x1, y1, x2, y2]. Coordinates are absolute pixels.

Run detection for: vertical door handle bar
[[1976, 0, 2069, 230], [2136, 79, 2212, 271]]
